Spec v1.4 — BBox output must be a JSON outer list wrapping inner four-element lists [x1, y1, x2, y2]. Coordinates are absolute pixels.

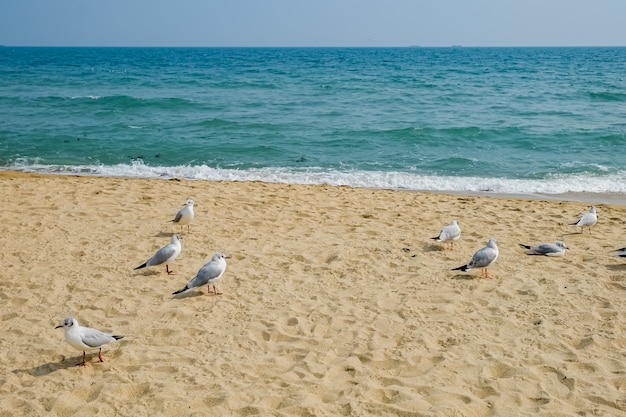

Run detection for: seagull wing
[[81, 327, 117, 348]]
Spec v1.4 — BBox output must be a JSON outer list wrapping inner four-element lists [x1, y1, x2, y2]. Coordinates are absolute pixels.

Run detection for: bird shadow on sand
[[606, 263, 626, 272], [154, 231, 176, 238], [562, 230, 591, 237], [133, 269, 162, 277], [451, 274, 478, 280], [422, 243, 447, 253], [12, 356, 87, 376], [171, 291, 207, 300]]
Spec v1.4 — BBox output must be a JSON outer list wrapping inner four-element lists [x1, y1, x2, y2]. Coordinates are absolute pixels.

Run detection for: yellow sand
[[0, 171, 625, 416]]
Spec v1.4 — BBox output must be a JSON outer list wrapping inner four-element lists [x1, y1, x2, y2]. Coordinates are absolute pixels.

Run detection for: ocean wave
[[4, 161, 626, 195], [587, 91, 626, 102], [34, 94, 196, 110]]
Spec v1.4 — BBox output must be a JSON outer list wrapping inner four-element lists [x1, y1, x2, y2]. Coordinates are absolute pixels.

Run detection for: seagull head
[[55, 317, 77, 329]]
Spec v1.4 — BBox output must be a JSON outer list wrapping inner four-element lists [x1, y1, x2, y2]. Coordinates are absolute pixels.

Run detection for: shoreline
[[428, 189, 626, 206], [3, 169, 626, 206]]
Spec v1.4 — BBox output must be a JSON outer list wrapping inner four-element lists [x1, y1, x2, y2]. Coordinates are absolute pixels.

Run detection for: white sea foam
[[5, 161, 626, 197]]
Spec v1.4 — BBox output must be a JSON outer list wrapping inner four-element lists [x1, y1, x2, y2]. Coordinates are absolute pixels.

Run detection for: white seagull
[[452, 238, 499, 278], [134, 233, 182, 274], [55, 317, 123, 367], [173, 252, 229, 295], [431, 220, 461, 250], [519, 241, 568, 256], [172, 199, 195, 234], [570, 206, 597, 234]]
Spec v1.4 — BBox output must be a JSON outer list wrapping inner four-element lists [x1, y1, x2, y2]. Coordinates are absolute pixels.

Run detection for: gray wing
[[187, 262, 223, 288], [173, 210, 183, 223], [531, 243, 561, 255], [613, 247, 626, 257], [147, 243, 176, 266], [81, 327, 117, 348], [470, 247, 497, 268], [441, 225, 461, 240]]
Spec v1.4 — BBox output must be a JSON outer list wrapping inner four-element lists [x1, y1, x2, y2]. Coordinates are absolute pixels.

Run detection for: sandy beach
[[0, 170, 625, 416]]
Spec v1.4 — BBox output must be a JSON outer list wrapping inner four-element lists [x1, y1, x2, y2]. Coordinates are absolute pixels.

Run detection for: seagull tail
[[451, 264, 469, 272], [519, 244, 531, 250], [430, 236, 440, 241], [134, 262, 147, 270], [113, 335, 124, 341], [172, 285, 190, 295]]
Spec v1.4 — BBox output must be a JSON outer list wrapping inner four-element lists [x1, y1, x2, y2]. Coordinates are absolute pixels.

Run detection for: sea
[[1, 46, 626, 199]]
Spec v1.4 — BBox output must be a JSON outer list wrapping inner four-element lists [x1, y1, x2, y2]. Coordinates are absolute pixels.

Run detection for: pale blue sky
[[1, 0, 625, 47]]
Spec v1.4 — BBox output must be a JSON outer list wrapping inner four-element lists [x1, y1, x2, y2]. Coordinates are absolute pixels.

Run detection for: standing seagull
[[134, 233, 182, 274], [452, 238, 499, 278], [431, 220, 461, 250], [570, 206, 597, 234], [519, 241, 568, 256], [173, 252, 229, 295], [55, 317, 123, 367], [172, 199, 195, 234]]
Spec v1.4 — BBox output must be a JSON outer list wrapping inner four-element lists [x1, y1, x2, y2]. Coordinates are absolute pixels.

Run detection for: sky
[[1, 0, 625, 47]]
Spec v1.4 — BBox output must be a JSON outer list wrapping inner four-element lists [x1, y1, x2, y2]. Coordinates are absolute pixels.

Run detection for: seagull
[[570, 206, 597, 234], [519, 241, 568, 256], [452, 238, 499, 278], [611, 246, 626, 258], [172, 199, 195, 234], [173, 252, 229, 295], [431, 220, 461, 250], [134, 233, 182, 274], [55, 317, 123, 367]]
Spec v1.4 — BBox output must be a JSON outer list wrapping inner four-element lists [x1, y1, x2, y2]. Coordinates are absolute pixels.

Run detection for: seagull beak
[[55, 325, 62, 329]]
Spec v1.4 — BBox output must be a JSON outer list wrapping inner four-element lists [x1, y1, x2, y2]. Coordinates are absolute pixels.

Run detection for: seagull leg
[[208, 285, 222, 295], [98, 348, 104, 362], [166, 264, 174, 275], [77, 351, 87, 367]]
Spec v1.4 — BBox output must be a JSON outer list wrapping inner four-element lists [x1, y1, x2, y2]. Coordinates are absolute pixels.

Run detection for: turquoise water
[[1, 46, 626, 194]]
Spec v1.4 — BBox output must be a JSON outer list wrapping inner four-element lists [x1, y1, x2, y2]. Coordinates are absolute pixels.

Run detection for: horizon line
[[2, 44, 626, 49]]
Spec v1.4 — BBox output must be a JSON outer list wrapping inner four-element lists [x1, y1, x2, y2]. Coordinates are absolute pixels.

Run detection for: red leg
[[208, 285, 222, 295], [78, 351, 87, 367], [98, 347, 104, 362], [166, 264, 174, 275]]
